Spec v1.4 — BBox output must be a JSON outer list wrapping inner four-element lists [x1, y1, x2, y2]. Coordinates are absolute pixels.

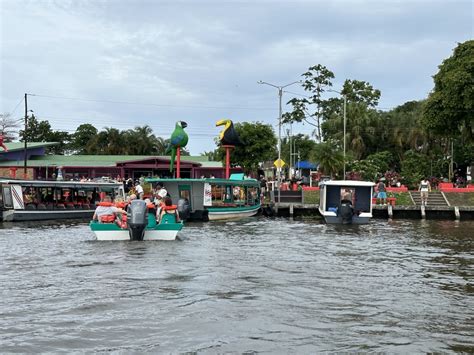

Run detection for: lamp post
[[258, 80, 300, 203], [328, 89, 347, 179]]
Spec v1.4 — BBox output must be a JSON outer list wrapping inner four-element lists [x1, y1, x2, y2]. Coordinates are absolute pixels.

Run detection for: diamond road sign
[[274, 158, 286, 168]]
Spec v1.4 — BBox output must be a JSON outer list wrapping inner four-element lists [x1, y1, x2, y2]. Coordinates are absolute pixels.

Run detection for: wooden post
[[176, 146, 181, 178]]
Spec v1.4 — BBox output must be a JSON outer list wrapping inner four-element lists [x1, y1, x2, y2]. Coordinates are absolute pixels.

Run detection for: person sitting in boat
[[93, 196, 125, 223], [158, 197, 180, 224], [154, 189, 168, 221]]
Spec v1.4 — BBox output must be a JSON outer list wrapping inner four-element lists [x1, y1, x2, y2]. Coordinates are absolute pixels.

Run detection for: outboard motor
[[127, 200, 148, 240], [339, 201, 354, 225], [177, 198, 191, 221]]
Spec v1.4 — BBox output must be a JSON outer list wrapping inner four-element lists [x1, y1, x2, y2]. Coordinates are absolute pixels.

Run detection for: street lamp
[[327, 89, 347, 179], [258, 80, 301, 203]]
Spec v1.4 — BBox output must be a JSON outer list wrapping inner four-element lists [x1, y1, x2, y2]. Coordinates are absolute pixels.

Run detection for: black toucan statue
[[216, 119, 243, 146]]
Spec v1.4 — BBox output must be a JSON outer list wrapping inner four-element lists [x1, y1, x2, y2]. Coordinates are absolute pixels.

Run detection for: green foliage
[[70, 124, 98, 154], [303, 190, 319, 204], [346, 159, 379, 181], [423, 40, 474, 141], [400, 150, 431, 189], [19, 115, 70, 154], [216, 122, 277, 174], [391, 192, 414, 206], [366, 151, 395, 173], [280, 133, 317, 165], [341, 79, 381, 107], [311, 140, 344, 177]]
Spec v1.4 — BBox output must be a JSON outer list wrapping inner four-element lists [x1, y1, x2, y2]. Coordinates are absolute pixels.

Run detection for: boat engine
[[177, 198, 191, 221], [339, 201, 354, 224], [127, 200, 148, 240]]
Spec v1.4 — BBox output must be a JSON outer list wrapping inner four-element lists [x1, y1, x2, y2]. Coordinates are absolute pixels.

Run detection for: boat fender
[[99, 214, 116, 223]]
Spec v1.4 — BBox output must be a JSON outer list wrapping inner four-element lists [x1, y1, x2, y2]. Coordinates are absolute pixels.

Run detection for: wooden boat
[[90, 200, 183, 241], [145, 174, 261, 221], [318, 180, 375, 224], [0, 178, 125, 222]]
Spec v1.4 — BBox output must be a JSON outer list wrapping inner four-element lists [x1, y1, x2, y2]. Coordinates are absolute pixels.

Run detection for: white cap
[[158, 189, 167, 198]]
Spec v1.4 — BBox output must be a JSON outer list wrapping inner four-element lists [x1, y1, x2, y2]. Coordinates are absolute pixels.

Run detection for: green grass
[[303, 190, 320, 204], [390, 192, 414, 206], [444, 192, 474, 206]]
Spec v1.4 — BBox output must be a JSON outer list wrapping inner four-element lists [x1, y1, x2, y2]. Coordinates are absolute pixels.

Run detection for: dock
[[264, 203, 474, 220]]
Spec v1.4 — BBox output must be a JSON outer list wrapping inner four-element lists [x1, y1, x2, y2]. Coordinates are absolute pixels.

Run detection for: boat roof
[[0, 178, 123, 188], [145, 177, 259, 186], [321, 180, 375, 187]]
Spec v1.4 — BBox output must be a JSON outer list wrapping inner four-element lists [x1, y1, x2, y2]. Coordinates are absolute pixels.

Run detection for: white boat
[[90, 200, 183, 241], [0, 178, 125, 222], [318, 180, 375, 224]]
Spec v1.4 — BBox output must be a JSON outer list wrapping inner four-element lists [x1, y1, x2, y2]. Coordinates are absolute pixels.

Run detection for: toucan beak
[[216, 119, 226, 127], [180, 121, 188, 128]]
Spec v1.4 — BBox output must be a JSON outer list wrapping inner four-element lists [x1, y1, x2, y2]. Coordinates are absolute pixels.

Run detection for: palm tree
[[312, 141, 344, 177]]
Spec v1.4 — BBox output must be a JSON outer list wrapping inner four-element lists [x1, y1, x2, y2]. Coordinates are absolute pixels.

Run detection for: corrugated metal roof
[[0, 154, 222, 168], [2, 142, 58, 151]]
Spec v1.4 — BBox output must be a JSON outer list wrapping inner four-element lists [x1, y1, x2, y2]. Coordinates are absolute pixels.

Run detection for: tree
[[70, 124, 98, 154], [19, 115, 53, 142], [311, 140, 344, 177], [201, 150, 220, 161], [280, 133, 317, 165], [216, 122, 277, 174], [423, 40, 474, 141], [283, 64, 335, 141], [0, 113, 20, 142]]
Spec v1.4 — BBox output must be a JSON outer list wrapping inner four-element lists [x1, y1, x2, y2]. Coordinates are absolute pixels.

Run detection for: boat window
[[178, 185, 192, 209], [210, 184, 234, 206], [2, 186, 13, 208]]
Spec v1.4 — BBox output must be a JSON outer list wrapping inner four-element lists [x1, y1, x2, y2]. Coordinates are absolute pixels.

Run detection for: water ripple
[[0, 218, 473, 352]]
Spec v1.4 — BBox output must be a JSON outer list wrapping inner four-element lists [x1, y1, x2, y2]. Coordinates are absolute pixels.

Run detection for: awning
[[295, 161, 318, 169]]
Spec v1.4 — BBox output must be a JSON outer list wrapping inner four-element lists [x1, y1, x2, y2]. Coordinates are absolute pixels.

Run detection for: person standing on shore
[[419, 178, 431, 206], [377, 179, 387, 205]]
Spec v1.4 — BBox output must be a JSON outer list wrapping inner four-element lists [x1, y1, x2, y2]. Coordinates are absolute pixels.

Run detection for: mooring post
[[454, 206, 460, 220], [289, 203, 294, 217], [387, 204, 393, 219], [421, 205, 426, 219]]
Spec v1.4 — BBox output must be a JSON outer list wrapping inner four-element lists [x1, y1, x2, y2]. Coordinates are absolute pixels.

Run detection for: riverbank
[[265, 190, 474, 220]]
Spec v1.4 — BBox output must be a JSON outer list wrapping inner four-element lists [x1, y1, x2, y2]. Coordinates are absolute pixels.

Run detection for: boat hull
[[207, 205, 260, 221], [90, 221, 183, 241], [2, 209, 94, 222], [322, 215, 372, 225]]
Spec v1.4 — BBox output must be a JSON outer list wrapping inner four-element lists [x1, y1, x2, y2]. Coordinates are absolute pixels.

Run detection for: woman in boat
[[93, 196, 125, 223], [159, 197, 180, 223]]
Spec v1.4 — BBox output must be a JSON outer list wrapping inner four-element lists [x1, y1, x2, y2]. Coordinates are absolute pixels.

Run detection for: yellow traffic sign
[[274, 158, 286, 168]]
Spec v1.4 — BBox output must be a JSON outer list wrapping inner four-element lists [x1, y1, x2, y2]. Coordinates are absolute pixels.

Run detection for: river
[[1, 218, 473, 353]]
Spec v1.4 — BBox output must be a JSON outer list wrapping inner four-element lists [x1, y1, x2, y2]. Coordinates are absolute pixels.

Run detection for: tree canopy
[[423, 40, 474, 141]]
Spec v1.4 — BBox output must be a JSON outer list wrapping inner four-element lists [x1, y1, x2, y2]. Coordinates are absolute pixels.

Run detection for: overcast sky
[[1, 0, 473, 154]]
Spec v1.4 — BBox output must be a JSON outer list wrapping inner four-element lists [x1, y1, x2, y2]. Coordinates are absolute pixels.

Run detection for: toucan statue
[[0, 133, 8, 152], [216, 119, 243, 146], [166, 121, 188, 172]]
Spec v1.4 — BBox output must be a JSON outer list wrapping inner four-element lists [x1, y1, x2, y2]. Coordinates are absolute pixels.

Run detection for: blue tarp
[[295, 161, 318, 169]]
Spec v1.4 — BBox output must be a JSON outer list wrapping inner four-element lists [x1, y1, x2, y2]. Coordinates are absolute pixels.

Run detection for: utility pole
[[24, 93, 28, 179], [258, 80, 300, 204]]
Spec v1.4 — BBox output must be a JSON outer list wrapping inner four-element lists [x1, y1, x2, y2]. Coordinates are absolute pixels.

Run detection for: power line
[[7, 97, 25, 116], [29, 93, 277, 111]]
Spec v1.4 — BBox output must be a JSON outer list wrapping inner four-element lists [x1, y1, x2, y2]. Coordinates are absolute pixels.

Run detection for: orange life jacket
[[116, 214, 128, 228], [115, 202, 126, 208], [162, 205, 178, 211], [99, 214, 116, 223]]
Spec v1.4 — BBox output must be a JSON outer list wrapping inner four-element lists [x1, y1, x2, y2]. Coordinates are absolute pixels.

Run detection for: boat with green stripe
[[145, 173, 261, 221]]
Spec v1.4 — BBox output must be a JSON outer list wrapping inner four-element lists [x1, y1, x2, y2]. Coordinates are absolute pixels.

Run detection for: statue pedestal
[[222, 145, 235, 179]]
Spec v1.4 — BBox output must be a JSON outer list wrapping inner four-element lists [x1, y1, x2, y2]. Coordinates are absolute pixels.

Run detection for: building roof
[[0, 154, 223, 168], [2, 142, 58, 152]]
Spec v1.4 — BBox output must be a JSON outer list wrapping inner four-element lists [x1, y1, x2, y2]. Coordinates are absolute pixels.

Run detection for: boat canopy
[[320, 180, 375, 187], [145, 177, 259, 187], [0, 178, 123, 188]]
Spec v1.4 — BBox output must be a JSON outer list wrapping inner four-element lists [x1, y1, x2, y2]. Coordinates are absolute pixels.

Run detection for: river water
[[1, 218, 473, 353]]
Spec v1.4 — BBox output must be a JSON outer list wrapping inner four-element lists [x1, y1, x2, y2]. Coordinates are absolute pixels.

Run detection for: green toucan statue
[[166, 121, 188, 172], [216, 119, 243, 146]]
